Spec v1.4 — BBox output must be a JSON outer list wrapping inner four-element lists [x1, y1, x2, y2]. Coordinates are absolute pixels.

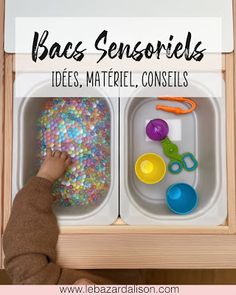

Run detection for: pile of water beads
[[37, 97, 111, 208]]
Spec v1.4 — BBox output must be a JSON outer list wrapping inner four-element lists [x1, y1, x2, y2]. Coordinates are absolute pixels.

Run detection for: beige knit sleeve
[[2, 176, 79, 284], [3, 176, 145, 285]]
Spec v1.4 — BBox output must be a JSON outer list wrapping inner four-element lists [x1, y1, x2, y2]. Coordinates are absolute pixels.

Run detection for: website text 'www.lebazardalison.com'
[[58, 285, 180, 295]]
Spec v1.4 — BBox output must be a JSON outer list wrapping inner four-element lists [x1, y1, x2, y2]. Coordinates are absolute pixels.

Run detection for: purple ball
[[146, 119, 169, 141]]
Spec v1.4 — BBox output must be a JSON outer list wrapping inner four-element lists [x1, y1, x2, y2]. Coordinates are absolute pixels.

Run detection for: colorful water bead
[[37, 97, 111, 207]]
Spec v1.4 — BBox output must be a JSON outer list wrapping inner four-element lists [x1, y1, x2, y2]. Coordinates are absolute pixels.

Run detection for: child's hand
[[36, 148, 72, 183]]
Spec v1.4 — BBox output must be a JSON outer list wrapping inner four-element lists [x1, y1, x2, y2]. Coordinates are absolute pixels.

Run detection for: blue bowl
[[166, 183, 198, 215]]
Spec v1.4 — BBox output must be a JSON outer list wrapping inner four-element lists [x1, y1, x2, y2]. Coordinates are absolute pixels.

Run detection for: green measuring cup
[[161, 137, 198, 174]]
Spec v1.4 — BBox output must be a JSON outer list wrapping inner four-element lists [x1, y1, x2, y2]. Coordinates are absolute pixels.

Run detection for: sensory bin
[[36, 98, 111, 210], [120, 82, 227, 225], [12, 77, 118, 225]]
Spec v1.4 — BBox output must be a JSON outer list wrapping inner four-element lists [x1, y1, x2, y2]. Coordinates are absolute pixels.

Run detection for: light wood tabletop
[[1, 0, 236, 270]]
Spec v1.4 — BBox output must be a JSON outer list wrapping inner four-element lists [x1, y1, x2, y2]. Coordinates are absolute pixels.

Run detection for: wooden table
[[1, 0, 236, 269]]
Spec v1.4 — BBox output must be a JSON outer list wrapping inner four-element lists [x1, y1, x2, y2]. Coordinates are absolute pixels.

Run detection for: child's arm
[[3, 149, 145, 285], [3, 149, 107, 284], [3, 176, 78, 284]]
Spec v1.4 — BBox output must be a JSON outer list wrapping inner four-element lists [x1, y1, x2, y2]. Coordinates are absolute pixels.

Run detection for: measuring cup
[[166, 183, 198, 214], [135, 153, 166, 184]]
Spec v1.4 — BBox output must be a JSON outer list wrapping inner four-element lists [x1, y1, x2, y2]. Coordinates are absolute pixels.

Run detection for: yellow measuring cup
[[135, 153, 166, 184]]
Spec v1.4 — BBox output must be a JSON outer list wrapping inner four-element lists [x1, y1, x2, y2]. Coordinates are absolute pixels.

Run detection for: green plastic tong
[[161, 137, 198, 174]]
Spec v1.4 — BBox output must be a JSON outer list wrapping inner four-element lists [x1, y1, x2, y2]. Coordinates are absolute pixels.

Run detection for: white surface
[[14, 17, 222, 54], [5, 0, 234, 53], [120, 72, 223, 98]]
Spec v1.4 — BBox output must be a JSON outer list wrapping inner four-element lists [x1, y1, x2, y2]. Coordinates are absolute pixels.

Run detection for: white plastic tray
[[4, 0, 234, 53], [120, 76, 227, 225], [12, 73, 119, 226]]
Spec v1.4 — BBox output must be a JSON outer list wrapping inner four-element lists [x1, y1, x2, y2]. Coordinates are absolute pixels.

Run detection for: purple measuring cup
[[146, 119, 169, 141]]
